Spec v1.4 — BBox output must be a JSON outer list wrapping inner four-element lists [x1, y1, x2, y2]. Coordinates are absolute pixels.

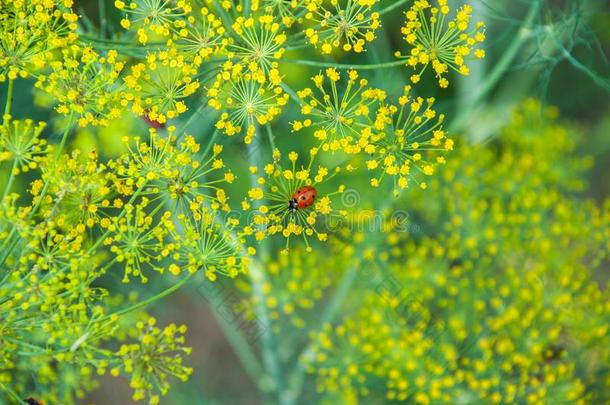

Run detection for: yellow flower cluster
[[243, 149, 345, 252], [293, 70, 451, 193], [124, 49, 200, 124], [114, 0, 192, 44], [292, 68, 387, 153], [396, 0, 486, 87], [37, 149, 114, 228], [0, 0, 78, 81], [364, 85, 451, 194], [114, 317, 193, 404], [207, 63, 289, 144], [259, 0, 302, 27], [35, 46, 125, 126], [172, 6, 228, 65], [228, 15, 287, 73], [0, 117, 48, 174], [169, 207, 251, 281], [302, 100, 610, 404], [108, 202, 173, 283], [303, 0, 381, 54]]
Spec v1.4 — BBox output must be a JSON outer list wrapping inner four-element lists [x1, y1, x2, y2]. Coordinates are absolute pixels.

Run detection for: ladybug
[[24, 398, 44, 405], [289, 186, 317, 212], [142, 110, 164, 129]]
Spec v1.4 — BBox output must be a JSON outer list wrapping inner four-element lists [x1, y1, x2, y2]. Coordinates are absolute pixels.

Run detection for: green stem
[[286, 262, 361, 403], [265, 124, 276, 152], [79, 34, 165, 47], [280, 58, 405, 70], [0, 381, 22, 403], [98, 0, 106, 38], [201, 128, 221, 158], [199, 279, 269, 390], [379, 0, 411, 15], [3, 78, 14, 119], [104, 272, 195, 321], [55, 113, 75, 158], [2, 159, 18, 202], [25, 113, 75, 222], [180, 104, 215, 135], [280, 83, 302, 106], [246, 137, 290, 404], [449, 0, 541, 132]]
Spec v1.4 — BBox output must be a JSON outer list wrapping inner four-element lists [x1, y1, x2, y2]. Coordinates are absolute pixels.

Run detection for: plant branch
[[281, 58, 405, 70], [450, 0, 542, 132], [104, 272, 196, 321], [246, 136, 290, 404], [3, 79, 14, 119]]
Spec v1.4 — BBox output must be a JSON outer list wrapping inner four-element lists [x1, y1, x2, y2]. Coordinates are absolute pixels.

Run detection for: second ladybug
[[289, 186, 317, 212]]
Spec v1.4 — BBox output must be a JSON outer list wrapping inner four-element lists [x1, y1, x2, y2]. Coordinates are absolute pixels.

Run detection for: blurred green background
[[2, 0, 609, 403]]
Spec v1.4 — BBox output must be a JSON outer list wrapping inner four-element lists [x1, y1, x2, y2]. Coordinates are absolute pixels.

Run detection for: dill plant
[[0, 0, 608, 404]]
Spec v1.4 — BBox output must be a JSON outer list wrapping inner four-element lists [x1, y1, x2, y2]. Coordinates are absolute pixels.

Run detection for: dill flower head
[[0, 117, 48, 174], [292, 68, 386, 153], [303, 0, 381, 54], [35, 46, 126, 126], [169, 206, 250, 281], [0, 0, 79, 81], [395, 0, 486, 88], [207, 63, 289, 144], [38, 150, 112, 229], [114, 0, 192, 44], [114, 317, 192, 404], [107, 201, 174, 283], [114, 129, 233, 210], [243, 149, 345, 252], [124, 49, 200, 124], [171, 6, 227, 65], [260, 0, 303, 27], [227, 15, 287, 73], [363, 85, 451, 194]]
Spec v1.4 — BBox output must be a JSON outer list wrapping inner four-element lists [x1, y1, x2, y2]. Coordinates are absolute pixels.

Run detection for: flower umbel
[[114, 317, 193, 404], [114, 0, 191, 44], [0, 0, 78, 81], [363, 85, 451, 193], [208, 64, 289, 144], [169, 207, 250, 281], [396, 0, 486, 88], [244, 149, 344, 252], [0, 117, 47, 173], [227, 15, 287, 73], [292, 68, 386, 153], [124, 49, 199, 124], [35, 46, 125, 126], [303, 0, 381, 54]]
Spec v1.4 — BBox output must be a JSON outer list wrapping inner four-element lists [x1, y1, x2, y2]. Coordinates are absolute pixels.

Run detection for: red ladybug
[[142, 110, 164, 129], [289, 186, 317, 212]]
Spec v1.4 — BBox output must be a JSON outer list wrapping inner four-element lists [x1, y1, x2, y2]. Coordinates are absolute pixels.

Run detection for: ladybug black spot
[[301, 196, 306, 200]]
